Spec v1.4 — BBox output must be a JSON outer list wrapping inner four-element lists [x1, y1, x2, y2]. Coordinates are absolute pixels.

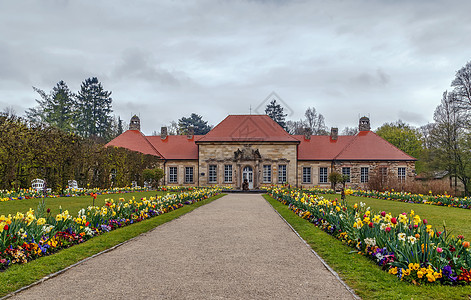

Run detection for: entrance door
[[242, 166, 254, 189]]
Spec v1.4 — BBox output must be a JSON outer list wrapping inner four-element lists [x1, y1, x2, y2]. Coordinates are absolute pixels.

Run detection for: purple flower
[[442, 265, 457, 282]]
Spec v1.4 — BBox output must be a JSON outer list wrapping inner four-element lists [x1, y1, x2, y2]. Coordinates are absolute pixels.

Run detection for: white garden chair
[[31, 178, 51, 193], [68, 180, 83, 190], [131, 181, 140, 188]]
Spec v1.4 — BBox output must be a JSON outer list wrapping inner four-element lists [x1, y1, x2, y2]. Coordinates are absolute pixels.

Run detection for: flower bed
[[351, 190, 471, 209], [0, 187, 155, 202], [267, 187, 471, 285], [0, 187, 220, 270], [308, 188, 471, 210]]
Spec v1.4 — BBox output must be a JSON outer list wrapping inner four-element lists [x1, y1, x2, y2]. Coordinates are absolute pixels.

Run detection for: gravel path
[[11, 194, 356, 299]]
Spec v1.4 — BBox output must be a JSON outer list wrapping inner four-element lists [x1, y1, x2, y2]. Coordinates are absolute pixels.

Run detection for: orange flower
[[463, 241, 470, 248]]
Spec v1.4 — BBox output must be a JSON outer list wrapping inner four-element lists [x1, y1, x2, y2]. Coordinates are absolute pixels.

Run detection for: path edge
[[1, 194, 225, 300], [264, 197, 361, 300]]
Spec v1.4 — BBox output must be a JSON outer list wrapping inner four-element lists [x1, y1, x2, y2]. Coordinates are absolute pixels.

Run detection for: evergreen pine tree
[[178, 113, 212, 135], [75, 77, 113, 138], [117, 117, 123, 135], [265, 100, 287, 129], [26, 80, 76, 131]]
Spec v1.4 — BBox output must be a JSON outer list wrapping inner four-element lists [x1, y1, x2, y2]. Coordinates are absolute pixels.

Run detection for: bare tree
[[304, 107, 328, 135], [286, 120, 306, 135], [451, 61, 471, 110], [341, 126, 358, 136], [430, 91, 470, 195], [3, 106, 17, 118]]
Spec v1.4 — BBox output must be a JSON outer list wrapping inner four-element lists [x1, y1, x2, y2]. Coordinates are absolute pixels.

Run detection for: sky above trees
[[1, 0, 471, 134]]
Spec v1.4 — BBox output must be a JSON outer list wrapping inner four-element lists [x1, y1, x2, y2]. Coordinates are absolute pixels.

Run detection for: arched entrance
[[242, 166, 254, 189]]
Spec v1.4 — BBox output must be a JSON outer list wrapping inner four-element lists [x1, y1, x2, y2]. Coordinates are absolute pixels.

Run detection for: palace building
[[106, 114, 416, 189]]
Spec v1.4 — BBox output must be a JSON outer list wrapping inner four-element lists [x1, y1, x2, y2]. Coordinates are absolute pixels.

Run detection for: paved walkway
[[12, 194, 356, 299]]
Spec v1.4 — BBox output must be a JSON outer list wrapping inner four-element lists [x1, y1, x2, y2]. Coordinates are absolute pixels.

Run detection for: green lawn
[[0, 191, 172, 216], [320, 193, 471, 238], [0, 193, 225, 297], [264, 194, 471, 300]]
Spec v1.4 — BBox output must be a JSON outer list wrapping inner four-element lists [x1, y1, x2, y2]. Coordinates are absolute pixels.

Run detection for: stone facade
[[162, 160, 199, 186], [298, 160, 415, 189], [198, 142, 298, 189], [107, 115, 417, 190]]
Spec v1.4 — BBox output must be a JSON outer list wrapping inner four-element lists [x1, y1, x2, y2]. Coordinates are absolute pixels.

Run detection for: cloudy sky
[[1, 0, 470, 134]]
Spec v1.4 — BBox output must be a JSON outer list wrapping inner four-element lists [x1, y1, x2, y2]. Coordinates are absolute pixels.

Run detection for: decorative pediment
[[234, 146, 262, 161]]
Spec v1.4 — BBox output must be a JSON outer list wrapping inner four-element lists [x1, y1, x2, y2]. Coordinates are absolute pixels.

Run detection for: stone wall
[[297, 160, 415, 189], [198, 142, 298, 189], [163, 160, 199, 187], [297, 161, 332, 188]]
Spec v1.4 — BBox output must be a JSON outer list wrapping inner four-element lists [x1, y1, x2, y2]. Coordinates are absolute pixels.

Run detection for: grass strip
[[263, 194, 471, 300], [0, 194, 225, 298]]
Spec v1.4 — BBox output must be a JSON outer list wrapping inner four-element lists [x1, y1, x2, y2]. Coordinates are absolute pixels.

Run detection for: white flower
[[398, 233, 406, 241], [375, 253, 384, 262], [42, 225, 54, 234], [364, 237, 376, 247], [407, 236, 417, 244], [84, 227, 94, 237]]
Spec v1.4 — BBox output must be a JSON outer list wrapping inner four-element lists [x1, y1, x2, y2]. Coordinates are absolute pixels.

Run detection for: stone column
[[236, 163, 241, 189], [254, 161, 259, 189]]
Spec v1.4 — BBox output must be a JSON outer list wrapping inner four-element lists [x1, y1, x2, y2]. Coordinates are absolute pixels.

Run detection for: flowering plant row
[[307, 187, 471, 210], [0, 187, 220, 270], [267, 187, 471, 285], [0, 186, 155, 203], [350, 190, 471, 210]]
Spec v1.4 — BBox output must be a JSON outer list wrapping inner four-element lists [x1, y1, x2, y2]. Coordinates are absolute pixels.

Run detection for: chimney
[[187, 126, 194, 139], [359, 117, 371, 131], [161, 127, 168, 140], [330, 127, 338, 140], [303, 127, 312, 140]]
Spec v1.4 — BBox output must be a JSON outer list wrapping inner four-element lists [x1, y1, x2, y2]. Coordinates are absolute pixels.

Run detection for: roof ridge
[[139, 131, 164, 159], [333, 133, 360, 160], [203, 115, 230, 136], [368, 131, 416, 160]]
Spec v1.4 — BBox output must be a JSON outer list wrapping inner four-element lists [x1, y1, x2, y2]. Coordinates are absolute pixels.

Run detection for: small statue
[[242, 178, 249, 191]]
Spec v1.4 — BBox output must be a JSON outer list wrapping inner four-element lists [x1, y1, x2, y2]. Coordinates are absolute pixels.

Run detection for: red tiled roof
[[294, 135, 355, 160], [106, 117, 415, 162], [146, 135, 201, 160], [105, 130, 163, 157], [296, 131, 416, 161], [334, 131, 416, 161], [196, 115, 299, 142]]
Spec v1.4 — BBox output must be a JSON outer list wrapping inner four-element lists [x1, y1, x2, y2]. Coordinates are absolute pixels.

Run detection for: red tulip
[[385, 227, 391, 233], [381, 211, 386, 217], [369, 222, 374, 228], [391, 217, 397, 224], [423, 219, 428, 224]]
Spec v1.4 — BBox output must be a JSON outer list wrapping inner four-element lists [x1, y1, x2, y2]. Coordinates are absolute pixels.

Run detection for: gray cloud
[[0, 0, 470, 134]]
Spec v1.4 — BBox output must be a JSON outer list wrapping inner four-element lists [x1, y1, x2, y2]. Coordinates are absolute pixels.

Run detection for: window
[[263, 165, 272, 183], [224, 165, 233, 183], [208, 165, 217, 183], [169, 167, 177, 183], [278, 165, 287, 183], [342, 167, 350, 183], [303, 167, 311, 183], [319, 167, 328, 183], [379, 167, 388, 184], [361, 167, 369, 183], [185, 167, 194, 183], [398, 167, 406, 183]]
